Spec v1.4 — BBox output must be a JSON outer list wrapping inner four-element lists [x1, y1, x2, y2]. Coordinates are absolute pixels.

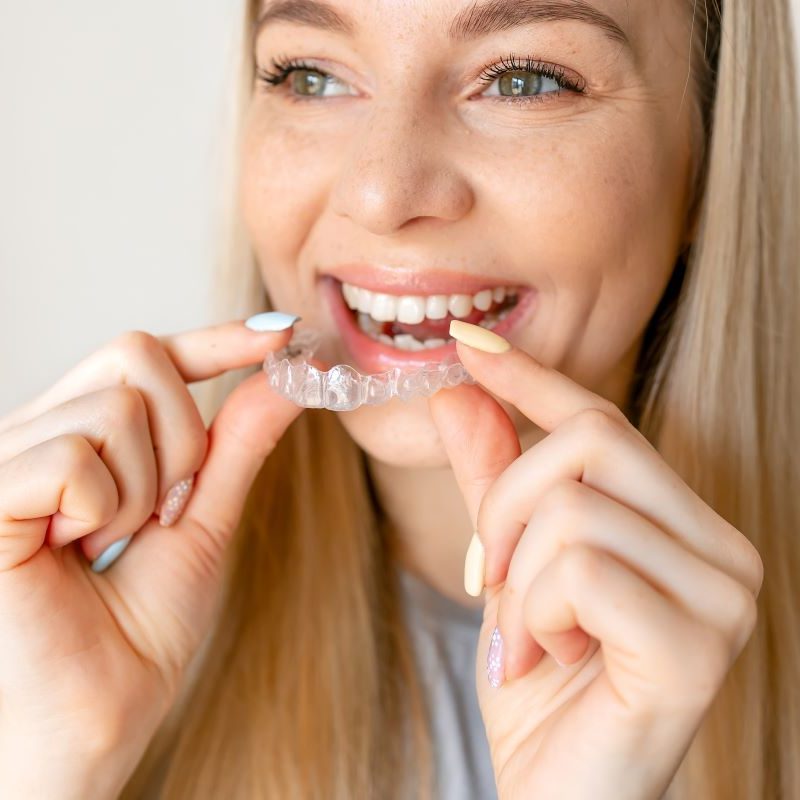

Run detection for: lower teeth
[[356, 303, 514, 350]]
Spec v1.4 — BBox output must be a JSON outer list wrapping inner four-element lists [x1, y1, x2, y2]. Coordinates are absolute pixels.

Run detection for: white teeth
[[393, 333, 425, 351], [396, 296, 427, 324], [341, 281, 518, 325], [448, 294, 473, 318], [425, 295, 449, 320], [371, 293, 397, 322], [356, 287, 372, 314], [473, 289, 493, 311], [343, 283, 359, 310], [424, 337, 447, 348]]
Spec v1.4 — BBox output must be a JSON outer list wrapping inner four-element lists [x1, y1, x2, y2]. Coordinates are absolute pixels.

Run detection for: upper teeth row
[[341, 282, 515, 324]]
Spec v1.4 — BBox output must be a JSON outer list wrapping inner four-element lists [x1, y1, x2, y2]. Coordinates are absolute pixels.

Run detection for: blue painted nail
[[91, 535, 133, 573], [244, 312, 301, 332]]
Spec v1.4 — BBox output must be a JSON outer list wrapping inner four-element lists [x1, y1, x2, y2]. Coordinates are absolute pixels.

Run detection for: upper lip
[[320, 263, 526, 296]]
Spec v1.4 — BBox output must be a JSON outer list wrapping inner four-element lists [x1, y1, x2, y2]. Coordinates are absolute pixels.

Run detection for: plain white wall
[[0, 1, 241, 416], [1, 2, 799, 417]]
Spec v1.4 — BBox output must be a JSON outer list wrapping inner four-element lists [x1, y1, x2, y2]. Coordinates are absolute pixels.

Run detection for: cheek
[[476, 115, 690, 362], [485, 122, 686, 280], [239, 111, 337, 281]]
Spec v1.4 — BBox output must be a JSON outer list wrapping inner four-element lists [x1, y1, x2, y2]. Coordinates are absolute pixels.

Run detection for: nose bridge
[[330, 93, 474, 235]]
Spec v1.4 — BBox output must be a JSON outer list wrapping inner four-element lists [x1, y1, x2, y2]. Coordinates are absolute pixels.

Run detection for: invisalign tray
[[263, 328, 475, 411]]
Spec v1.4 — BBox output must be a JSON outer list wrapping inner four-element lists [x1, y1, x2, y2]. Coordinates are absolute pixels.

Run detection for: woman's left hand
[[428, 329, 763, 800]]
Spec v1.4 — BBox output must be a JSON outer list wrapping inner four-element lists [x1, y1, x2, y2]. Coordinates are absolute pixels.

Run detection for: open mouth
[[341, 282, 521, 351]]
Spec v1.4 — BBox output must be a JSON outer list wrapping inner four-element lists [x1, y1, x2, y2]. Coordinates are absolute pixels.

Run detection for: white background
[[2, 1, 799, 416], [0, 1, 239, 415]]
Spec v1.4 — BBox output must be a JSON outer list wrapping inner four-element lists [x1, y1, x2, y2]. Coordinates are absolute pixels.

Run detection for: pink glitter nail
[[487, 626, 505, 688], [159, 476, 194, 527]]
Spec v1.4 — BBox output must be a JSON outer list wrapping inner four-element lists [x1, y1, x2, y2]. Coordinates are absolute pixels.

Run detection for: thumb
[[428, 383, 520, 596], [181, 368, 303, 545]]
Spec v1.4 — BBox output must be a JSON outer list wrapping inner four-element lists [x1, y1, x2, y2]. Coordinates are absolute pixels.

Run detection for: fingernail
[[244, 311, 302, 332], [91, 535, 133, 573], [464, 531, 486, 597], [487, 626, 505, 688], [159, 476, 195, 527], [449, 320, 511, 354]]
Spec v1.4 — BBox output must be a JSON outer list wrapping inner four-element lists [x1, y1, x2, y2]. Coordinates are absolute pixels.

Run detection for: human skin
[[241, 0, 697, 608], [0, 322, 304, 798], [429, 331, 761, 799], [240, 14, 766, 786]]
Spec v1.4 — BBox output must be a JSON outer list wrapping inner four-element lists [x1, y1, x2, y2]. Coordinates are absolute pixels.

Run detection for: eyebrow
[[255, 0, 354, 36], [254, 0, 630, 50], [449, 0, 630, 47]]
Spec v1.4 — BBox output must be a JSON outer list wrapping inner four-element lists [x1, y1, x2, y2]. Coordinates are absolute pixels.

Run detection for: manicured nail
[[244, 311, 301, 332], [464, 531, 486, 597], [487, 626, 505, 688], [159, 476, 194, 527], [449, 320, 511, 354], [91, 535, 133, 573]]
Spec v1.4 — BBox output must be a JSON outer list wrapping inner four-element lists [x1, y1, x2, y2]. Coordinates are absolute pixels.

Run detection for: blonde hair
[[122, 0, 800, 797]]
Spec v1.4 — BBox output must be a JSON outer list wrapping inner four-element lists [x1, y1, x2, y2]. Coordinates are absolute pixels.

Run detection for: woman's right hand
[[0, 319, 303, 800]]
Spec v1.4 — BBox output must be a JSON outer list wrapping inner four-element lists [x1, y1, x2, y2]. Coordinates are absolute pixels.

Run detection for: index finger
[[158, 317, 297, 383], [429, 319, 628, 600], [448, 320, 628, 433], [0, 318, 296, 436]]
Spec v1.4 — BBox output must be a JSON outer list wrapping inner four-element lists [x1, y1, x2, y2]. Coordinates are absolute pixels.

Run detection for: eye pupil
[[499, 71, 542, 97], [292, 69, 326, 96]]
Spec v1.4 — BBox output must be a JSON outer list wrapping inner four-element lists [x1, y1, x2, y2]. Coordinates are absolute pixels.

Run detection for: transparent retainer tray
[[263, 328, 475, 411]]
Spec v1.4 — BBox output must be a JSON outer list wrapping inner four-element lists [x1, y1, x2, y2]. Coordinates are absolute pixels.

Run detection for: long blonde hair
[[123, 1, 800, 797]]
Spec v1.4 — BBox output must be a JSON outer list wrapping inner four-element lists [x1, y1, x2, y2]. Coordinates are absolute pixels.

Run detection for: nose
[[330, 103, 475, 236]]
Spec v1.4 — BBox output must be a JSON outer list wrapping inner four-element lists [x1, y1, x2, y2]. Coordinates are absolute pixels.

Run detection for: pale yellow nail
[[449, 320, 511, 353], [464, 531, 486, 597]]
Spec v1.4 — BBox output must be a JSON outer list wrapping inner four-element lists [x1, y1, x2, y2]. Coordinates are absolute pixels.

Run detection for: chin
[[335, 386, 540, 469], [336, 396, 454, 469]]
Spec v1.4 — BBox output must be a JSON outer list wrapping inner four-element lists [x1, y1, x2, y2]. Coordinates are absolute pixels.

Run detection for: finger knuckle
[[742, 539, 765, 597], [183, 415, 210, 472], [81, 709, 128, 757], [534, 480, 587, 534], [728, 585, 759, 646], [569, 405, 626, 439], [560, 543, 604, 588], [100, 385, 148, 426], [113, 329, 163, 363], [56, 433, 99, 472]]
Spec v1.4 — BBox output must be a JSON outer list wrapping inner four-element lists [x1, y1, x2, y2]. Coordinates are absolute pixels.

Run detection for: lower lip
[[321, 276, 537, 372]]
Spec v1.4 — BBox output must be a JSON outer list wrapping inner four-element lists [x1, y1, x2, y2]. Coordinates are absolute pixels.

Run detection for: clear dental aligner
[[263, 328, 475, 411]]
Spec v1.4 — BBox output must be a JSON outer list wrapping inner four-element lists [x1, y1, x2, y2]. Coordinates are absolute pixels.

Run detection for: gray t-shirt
[[396, 565, 498, 800]]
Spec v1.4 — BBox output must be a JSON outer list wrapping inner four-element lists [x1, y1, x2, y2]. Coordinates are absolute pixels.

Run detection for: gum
[[263, 328, 475, 411]]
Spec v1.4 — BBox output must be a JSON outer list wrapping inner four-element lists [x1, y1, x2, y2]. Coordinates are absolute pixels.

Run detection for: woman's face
[[241, 0, 696, 468]]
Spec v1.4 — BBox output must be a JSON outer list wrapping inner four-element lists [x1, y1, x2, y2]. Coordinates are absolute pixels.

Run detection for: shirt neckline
[[395, 562, 485, 630]]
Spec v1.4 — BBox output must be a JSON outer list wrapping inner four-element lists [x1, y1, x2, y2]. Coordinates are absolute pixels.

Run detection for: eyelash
[[257, 57, 320, 89], [476, 53, 587, 101], [256, 53, 587, 105]]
